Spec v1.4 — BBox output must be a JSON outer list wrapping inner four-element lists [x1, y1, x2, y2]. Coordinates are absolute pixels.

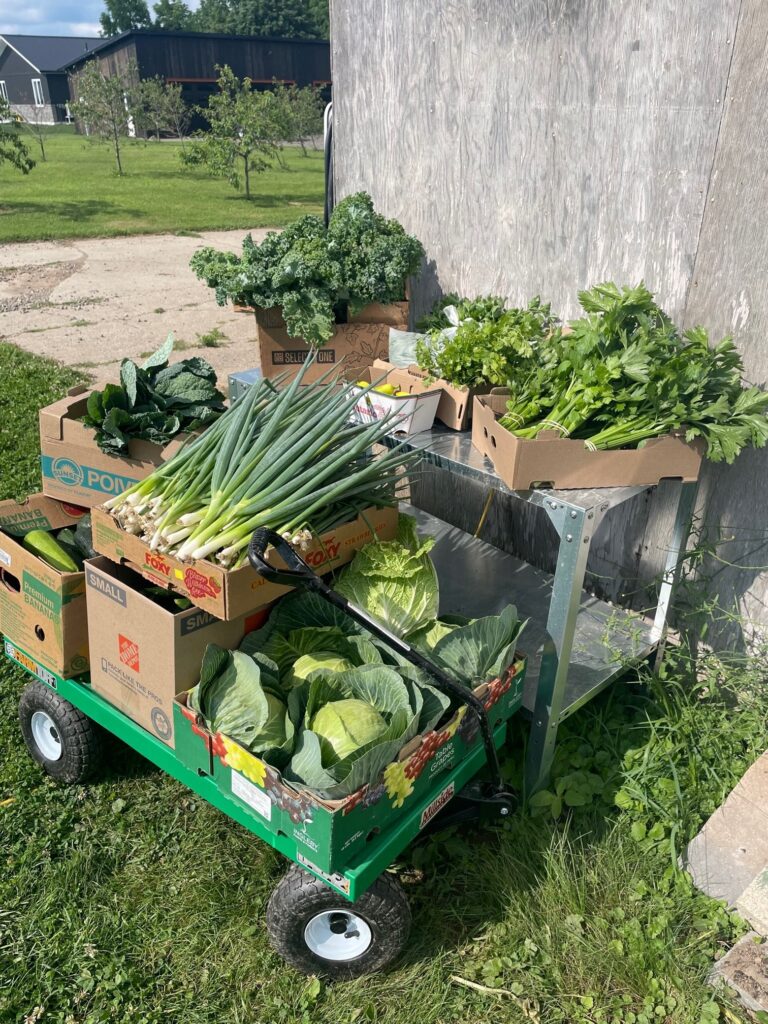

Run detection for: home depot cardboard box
[[91, 504, 399, 621], [39, 386, 192, 508], [0, 494, 89, 677], [256, 302, 409, 383], [85, 557, 270, 746], [471, 393, 703, 490]]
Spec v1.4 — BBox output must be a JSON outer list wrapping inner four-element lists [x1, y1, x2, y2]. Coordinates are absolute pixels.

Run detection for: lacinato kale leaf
[[81, 335, 225, 455]]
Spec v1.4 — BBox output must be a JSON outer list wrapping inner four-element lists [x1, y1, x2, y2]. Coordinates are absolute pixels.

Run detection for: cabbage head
[[311, 698, 387, 764], [289, 653, 356, 690], [188, 644, 294, 766], [285, 663, 450, 799]]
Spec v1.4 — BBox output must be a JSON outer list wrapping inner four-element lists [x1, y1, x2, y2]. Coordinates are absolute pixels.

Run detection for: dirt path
[[0, 229, 272, 387]]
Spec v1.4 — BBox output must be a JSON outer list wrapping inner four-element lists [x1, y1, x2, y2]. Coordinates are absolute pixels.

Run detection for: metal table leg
[[524, 502, 594, 794], [652, 479, 699, 660]]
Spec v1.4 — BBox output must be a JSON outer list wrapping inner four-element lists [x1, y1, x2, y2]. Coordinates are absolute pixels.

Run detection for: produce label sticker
[[0, 547, 11, 568], [41, 455, 140, 496], [3, 639, 57, 689], [231, 769, 272, 821], [419, 781, 455, 830]]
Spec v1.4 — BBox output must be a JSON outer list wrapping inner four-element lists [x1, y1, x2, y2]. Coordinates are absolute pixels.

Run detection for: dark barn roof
[[61, 28, 328, 70], [0, 33, 102, 72]]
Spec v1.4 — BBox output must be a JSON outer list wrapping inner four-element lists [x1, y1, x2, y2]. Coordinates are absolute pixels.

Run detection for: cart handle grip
[[248, 527, 325, 588], [248, 526, 508, 795]]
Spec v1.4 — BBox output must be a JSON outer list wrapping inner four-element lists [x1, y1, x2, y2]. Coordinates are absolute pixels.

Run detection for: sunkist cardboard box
[[85, 557, 270, 746], [39, 386, 191, 508], [0, 494, 89, 677], [472, 392, 703, 490], [91, 504, 399, 621], [256, 301, 409, 383]]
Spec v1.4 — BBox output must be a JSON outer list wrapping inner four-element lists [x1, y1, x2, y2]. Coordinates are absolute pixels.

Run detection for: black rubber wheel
[[18, 681, 104, 784], [266, 865, 411, 979]]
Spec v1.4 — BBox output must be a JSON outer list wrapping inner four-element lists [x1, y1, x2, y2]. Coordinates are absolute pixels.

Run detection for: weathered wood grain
[[331, 0, 768, 640], [332, 0, 739, 321], [681, 0, 768, 646]]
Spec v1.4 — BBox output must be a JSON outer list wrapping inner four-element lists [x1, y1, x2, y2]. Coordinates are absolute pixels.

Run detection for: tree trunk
[[299, 136, 307, 156], [38, 135, 46, 162], [113, 127, 123, 175], [243, 154, 250, 199]]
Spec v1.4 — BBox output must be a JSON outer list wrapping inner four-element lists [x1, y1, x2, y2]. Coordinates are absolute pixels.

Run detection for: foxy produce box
[[471, 393, 703, 490], [85, 557, 269, 746], [0, 494, 89, 677], [352, 361, 442, 435], [92, 504, 399, 621], [174, 657, 525, 874], [256, 302, 409, 383], [39, 386, 192, 508]]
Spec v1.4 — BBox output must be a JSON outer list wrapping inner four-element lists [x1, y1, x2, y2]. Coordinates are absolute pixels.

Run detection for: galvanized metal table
[[228, 370, 698, 793]]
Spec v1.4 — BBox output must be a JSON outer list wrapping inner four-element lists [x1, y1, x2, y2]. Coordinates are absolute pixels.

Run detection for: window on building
[[32, 79, 44, 106], [0, 81, 8, 102]]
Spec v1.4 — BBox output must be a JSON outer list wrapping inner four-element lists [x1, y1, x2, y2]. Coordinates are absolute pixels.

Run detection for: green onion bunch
[[105, 358, 418, 567]]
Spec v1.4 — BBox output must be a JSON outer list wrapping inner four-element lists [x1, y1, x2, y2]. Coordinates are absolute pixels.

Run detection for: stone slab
[[710, 932, 768, 1012], [738, 868, 768, 937], [683, 751, 768, 906]]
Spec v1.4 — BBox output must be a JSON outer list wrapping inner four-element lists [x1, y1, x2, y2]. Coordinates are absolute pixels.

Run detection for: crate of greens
[[40, 335, 225, 508]]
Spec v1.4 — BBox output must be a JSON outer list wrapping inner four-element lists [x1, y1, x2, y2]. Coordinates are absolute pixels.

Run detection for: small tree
[[135, 76, 167, 140], [182, 65, 282, 199], [70, 61, 139, 175], [12, 103, 51, 161], [0, 98, 34, 174], [288, 85, 324, 153], [100, 0, 152, 35], [161, 81, 192, 147]]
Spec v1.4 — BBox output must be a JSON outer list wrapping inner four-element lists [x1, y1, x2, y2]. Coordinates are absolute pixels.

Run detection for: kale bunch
[[190, 193, 424, 346]]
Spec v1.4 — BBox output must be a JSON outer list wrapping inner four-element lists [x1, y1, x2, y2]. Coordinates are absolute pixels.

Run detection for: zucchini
[[23, 529, 81, 573]]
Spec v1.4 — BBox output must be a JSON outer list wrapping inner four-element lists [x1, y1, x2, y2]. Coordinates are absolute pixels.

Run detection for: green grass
[[0, 343, 763, 1023], [0, 128, 324, 243]]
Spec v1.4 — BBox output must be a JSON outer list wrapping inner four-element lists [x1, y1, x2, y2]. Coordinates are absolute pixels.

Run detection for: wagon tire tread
[[266, 864, 411, 979], [18, 681, 104, 784]]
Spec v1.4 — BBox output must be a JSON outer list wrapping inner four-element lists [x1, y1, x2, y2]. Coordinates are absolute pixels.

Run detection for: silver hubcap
[[31, 711, 63, 761], [304, 910, 373, 962]]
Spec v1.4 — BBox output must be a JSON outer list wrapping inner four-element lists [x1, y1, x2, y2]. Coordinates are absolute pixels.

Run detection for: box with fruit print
[[173, 657, 525, 875]]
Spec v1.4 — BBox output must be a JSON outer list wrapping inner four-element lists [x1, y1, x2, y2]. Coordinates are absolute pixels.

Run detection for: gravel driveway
[[0, 229, 271, 387]]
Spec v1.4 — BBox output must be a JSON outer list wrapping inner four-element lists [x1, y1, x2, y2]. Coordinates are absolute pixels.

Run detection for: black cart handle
[[248, 527, 507, 794]]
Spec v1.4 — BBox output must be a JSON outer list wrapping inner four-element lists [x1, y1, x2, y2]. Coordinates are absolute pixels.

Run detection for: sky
[[0, 0, 200, 36]]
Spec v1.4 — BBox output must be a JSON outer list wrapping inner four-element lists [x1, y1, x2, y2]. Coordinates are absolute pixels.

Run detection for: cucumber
[[23, 529, 81, 573]]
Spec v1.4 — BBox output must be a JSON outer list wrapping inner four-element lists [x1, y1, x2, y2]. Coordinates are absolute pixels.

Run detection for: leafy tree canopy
[[100, 0, 152, 35], [153, 0, 193, 29], [0, 99, 35, 175]]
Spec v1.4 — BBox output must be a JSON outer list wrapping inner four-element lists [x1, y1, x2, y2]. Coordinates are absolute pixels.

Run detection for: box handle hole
[[34, 625, 46, 641], [0, 569, 20, 593]]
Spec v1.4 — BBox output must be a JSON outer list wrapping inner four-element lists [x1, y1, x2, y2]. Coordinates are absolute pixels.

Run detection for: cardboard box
[[352, 361, 442, 435], [256, 302, 409, 383], [92, 504, 399, 621], [366, 359, 482, 432], [85, 557, 270, 746], [174, 658, 525, 874], [0, 494, 89, 677], [39, 386, 192, 508], [471, 393, 703, 490]]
